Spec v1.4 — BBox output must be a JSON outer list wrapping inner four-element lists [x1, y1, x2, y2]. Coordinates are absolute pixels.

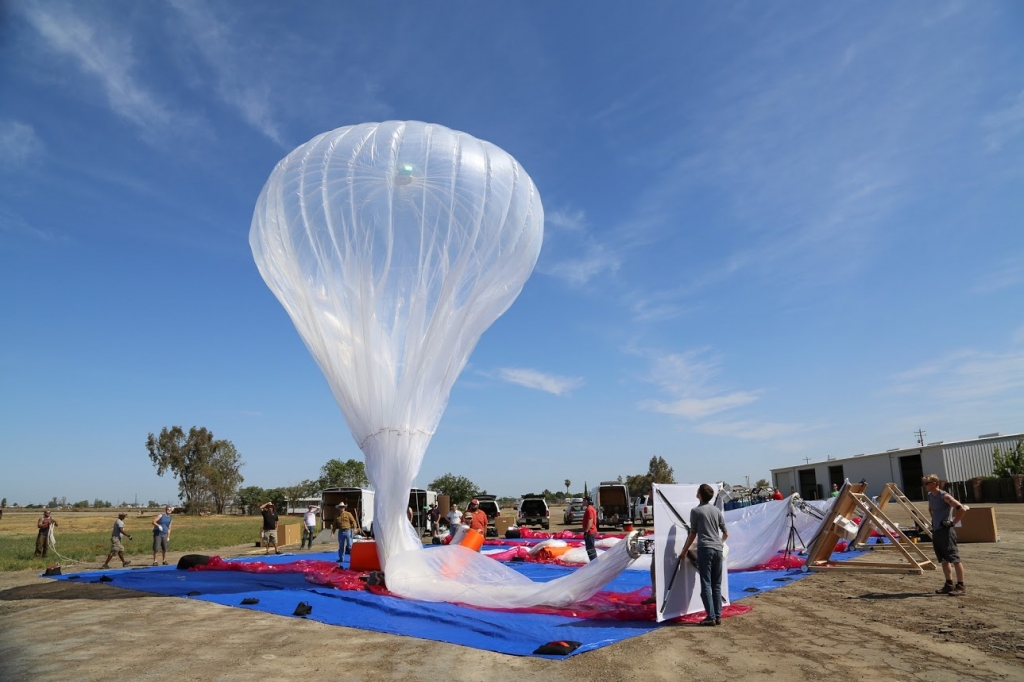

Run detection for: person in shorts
[[259, 501, 281, 555], [152, 506, 173, 566], [924, 474, 968, 596], [102, 512, 133, 569]]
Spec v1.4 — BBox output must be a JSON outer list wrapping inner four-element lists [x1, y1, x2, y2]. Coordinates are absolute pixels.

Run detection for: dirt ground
[[1, 503, 1022, 682]]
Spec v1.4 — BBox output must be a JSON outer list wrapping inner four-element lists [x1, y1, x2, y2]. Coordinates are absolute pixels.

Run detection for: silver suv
[[517, 496, 550, 529]]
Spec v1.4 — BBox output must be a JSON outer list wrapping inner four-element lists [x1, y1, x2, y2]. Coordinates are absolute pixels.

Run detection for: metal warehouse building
[[771, 431, 1023, 502]]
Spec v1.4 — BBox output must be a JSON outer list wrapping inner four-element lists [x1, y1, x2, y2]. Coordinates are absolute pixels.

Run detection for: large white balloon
[[251, 121, 636, 607]]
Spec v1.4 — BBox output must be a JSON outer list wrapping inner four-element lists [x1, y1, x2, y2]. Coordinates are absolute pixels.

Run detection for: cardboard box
[[955, 507, 999, 543], [494, 516, 515, 537]]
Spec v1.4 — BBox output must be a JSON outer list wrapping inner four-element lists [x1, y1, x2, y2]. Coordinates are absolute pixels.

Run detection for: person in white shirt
[[301, 504, 320, 550], [446, 503, 463, 538]]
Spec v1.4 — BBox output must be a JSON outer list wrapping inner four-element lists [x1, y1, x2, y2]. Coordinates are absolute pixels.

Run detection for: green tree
[[993, 438, 1024, 478], [201, 441, 245, 514], [146, 426, 244, 514], [318, 458, 369, 489], [147, 426, 215, 513], [428, 473, 477, 506], [235, 486, 267, 516], [626, 455, 677, 498], [755, 478, 771, 489], [265, 487, 288, 512], [1, 498, 6, 508], [564, 479, 571, 495]]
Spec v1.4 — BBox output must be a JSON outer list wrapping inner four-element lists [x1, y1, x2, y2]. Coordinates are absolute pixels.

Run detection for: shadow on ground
[[0, 580, 164, 601]]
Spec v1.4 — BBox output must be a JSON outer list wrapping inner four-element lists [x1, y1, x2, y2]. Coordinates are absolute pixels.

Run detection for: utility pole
[[803, 457, 811, 464], [915, 429, 926, 447]]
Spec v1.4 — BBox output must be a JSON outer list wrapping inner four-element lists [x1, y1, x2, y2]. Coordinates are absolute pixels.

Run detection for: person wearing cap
[[152, 506, 174, 565], [467, 499, 487, 534], [102, 512, 133, 569], [34, 510, 58, 558], [301, 503, 320, 550], [582, 497, 598, 561], [258, 502, 280, 556], [332, 502, 359, 563]]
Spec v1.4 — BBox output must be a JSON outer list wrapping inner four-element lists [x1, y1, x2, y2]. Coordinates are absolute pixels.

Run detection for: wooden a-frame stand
[[803, 482, 935, 574], [850, 482, 932, 550]]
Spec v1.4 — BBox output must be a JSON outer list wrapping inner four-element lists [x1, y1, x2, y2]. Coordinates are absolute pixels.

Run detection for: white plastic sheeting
[[722, 495, 833, 570], [385, 539, 639, 609], [251, 121, 636, 607]]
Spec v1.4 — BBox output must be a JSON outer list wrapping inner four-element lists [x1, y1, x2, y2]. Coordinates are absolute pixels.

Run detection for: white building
[[771, 431, 1022, 501]]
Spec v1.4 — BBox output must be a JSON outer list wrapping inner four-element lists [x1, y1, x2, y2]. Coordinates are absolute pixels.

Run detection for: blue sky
[[2, 1, 1023, 506]]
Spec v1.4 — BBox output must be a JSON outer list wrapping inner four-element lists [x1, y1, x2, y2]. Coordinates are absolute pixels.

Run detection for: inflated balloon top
[[250, 121, 544, 562]]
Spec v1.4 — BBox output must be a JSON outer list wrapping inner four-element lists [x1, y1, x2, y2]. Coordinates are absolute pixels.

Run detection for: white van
[[321, 487, 375, 535], [409, 488, 439, 536], [596, 481, 630, 529]]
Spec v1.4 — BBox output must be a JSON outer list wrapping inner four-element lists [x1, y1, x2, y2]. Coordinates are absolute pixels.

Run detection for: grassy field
[[0, 510, 289, 572]]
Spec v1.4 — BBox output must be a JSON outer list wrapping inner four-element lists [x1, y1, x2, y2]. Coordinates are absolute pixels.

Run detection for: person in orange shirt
[[467, 499, 488, 534], [582, 497, 598, 561]]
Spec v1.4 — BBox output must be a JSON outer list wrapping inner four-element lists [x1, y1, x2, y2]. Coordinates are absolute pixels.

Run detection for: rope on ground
[[47, 525, 82, 568]]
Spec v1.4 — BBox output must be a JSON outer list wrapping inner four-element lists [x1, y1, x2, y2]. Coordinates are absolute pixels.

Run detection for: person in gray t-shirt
[[680, 484, 728, 625], [102, 512, 133, 569]]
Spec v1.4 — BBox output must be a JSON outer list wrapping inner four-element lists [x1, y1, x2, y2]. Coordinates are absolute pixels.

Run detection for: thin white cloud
[[495, 368, 584, 396], [0, 210, 68, 243], [0, 120, 44, 168], [983, 89, 1024, 152], [891, 348, 1024, 402], [629, 296, 691, 324], [545, 208, 587, 233], [971, 254, 1024, 294], [537, 205, 621, 287], [541, 246, 620, 287], [167, 0, 283, 146], [640, 393, 759, 419], [20, 4, 173, 133], [635, 348, 761, 419], [694, 420, 813, 441]]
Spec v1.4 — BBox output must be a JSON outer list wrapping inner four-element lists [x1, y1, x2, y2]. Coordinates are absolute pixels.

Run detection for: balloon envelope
[[250, 121, 543, 562]]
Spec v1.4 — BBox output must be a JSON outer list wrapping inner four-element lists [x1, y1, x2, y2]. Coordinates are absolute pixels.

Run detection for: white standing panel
[[652, 483, 730, 622]]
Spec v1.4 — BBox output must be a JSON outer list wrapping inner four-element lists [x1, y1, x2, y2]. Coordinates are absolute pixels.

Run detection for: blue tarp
[[50, 550, 814, 658]]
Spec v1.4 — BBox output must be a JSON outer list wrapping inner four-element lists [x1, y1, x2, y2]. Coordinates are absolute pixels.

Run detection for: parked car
[[563, 502, 585, 525], [517, 496, 550, 529], [631, 494, 653, 526]]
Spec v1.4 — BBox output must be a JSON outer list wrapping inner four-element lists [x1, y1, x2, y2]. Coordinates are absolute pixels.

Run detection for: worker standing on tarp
[[333, 502, 359, 563]]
